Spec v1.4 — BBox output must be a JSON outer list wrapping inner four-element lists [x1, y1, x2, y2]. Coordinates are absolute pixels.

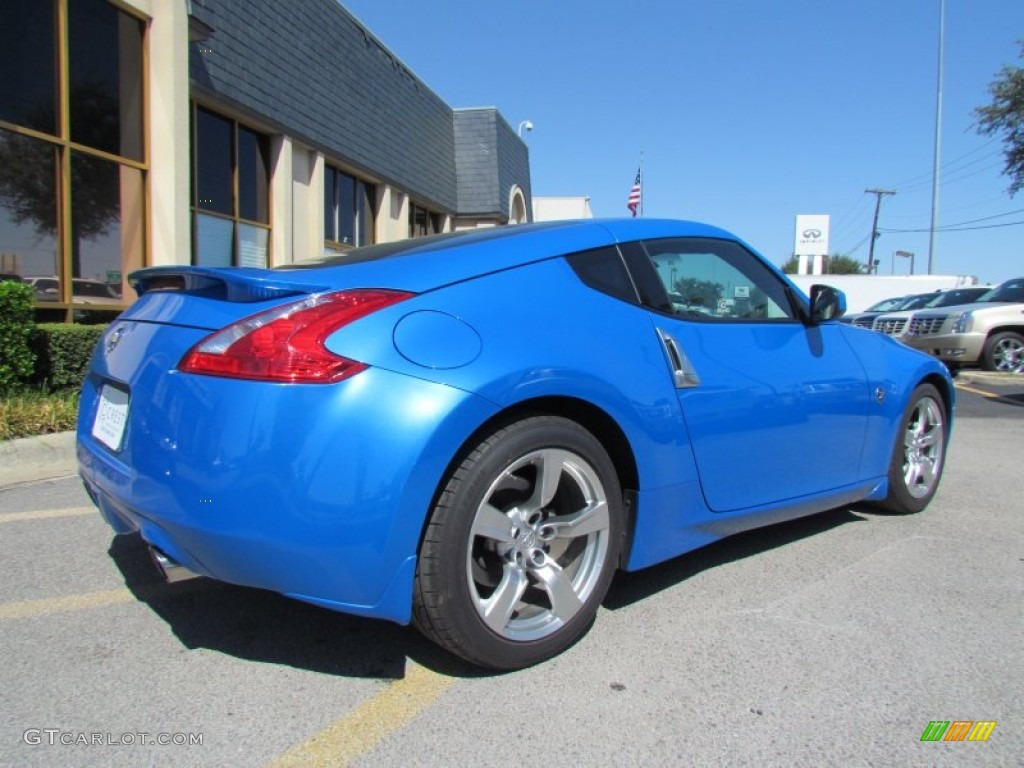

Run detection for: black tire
[[877, 383, 948, 514], [981, 331, 1024, 373], [413, 416, 623, 670]]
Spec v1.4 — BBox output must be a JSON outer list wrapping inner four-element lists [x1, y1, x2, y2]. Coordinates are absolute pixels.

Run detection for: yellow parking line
[[955, 382, 1020, 404], [0, 506, 96, 524], [267, 662, 455, 768], [0, 588, 133, 620]]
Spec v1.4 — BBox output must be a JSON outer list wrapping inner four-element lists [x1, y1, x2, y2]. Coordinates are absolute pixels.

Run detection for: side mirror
[[808, 284, 846, 324]]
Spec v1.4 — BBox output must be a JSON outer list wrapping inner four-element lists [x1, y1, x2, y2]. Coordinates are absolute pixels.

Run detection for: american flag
[[627, 168, 641, 217]]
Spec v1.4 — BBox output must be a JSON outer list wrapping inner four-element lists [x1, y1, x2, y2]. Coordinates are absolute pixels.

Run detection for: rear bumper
[[78, 364, 496, 624]]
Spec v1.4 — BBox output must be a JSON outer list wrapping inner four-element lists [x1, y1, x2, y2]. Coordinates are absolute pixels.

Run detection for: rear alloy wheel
[[878, 383, 947, 514], [413, 416, 623, 670], [981, 331, 1024, 373]]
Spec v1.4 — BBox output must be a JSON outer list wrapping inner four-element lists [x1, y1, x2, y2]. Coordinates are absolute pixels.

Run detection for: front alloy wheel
[[414, 416, 623, 670], [879, 383, 947, 514]]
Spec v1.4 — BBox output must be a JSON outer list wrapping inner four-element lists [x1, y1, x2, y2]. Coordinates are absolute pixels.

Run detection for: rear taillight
[[179, 289, 413, 383]]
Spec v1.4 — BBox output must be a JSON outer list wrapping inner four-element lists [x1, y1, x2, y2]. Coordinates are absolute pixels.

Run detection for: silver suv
[[871, 286, 992, 343], [902, 278, 1024, 372]]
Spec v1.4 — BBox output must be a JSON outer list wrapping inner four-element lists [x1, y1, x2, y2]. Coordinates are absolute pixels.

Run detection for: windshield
[[924, 287, 990, 308], [866, 297, 906, 312], [899, 293, 937, 310], [980, 278, 1024, 303]]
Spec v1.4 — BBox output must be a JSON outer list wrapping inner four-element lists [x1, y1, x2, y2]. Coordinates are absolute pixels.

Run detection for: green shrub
[[0, 281, 36, 394], [32, 323, 107, 391]]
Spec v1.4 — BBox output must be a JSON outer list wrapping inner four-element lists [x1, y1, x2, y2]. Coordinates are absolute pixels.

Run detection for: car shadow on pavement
[[106, 532, 486, 680], [604, 505, 866, 610], [106, 507, 868, 680]]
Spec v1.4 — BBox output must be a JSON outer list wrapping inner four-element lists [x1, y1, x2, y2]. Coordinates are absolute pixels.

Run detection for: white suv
[[870, 286, 992, 343], [902, 278, 1024, 372]]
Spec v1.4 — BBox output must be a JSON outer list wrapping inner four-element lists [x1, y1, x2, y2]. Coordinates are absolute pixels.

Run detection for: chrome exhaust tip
[[149, 546, 200, 583]]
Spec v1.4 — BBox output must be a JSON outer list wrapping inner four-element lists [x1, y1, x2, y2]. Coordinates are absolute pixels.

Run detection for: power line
[[896, 159, 1003, 194], [883, 137, 999, 190], [880, 219, 1024, 234], [879, 207, 1024, 232], [839, 233, 872, 258], [884, 193, 1011, 219]]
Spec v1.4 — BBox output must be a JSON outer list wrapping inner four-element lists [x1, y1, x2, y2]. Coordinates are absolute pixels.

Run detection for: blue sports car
[[77, 219, 953, 669]]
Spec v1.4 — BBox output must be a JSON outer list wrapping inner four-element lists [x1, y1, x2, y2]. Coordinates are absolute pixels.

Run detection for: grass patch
[[0, 389, 80, 441]]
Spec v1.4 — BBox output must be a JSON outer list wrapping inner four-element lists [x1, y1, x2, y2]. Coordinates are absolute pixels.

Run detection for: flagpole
[[639, 151, 644, 217]]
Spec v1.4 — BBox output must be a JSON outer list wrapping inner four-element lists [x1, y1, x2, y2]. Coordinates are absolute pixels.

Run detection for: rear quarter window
[[565, 246, 639, 305]]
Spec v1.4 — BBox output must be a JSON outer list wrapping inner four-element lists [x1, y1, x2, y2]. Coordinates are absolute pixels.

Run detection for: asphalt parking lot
[[1, 378, 1021, 767]]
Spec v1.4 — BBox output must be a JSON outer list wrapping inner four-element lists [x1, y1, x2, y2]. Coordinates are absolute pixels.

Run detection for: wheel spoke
[[904, 461, 924, 489], [532, 560, 583, 624], [480, 564, 529, 633], [917, 460, 936, 489], [547, 499, 609, 540], [526, 449, 569, 512], [492, 469, 530, 495], [471, 503, 515, 543]]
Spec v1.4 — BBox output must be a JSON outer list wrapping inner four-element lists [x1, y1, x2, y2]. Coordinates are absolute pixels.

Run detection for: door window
[[639, 238, 796, 322]]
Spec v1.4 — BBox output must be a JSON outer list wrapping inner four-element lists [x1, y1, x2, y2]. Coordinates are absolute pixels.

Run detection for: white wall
[[788, 274, 980, 313], [532, 196, 593, 221]]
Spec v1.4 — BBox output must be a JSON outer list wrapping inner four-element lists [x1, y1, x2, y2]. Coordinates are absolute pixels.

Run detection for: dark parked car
[[839, 293, 937, 329]]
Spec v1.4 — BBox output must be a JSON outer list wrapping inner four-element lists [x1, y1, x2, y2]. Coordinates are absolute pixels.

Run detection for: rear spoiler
[[129, 266, 329, 303]]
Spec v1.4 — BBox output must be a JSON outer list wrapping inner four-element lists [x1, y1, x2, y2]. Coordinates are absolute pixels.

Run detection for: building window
[[0, 1, 58, 135], [0, 0, 146, 320], [324, 165, 374, 252], [409, 203, 441, 239], [192, 106, 270, 268]]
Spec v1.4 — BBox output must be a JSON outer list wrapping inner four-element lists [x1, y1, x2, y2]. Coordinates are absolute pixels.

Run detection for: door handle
[[656, 328, 701, 388]]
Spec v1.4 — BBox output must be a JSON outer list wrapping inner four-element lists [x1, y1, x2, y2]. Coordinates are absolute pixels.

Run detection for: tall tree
[[975, 41, 1024, 196]]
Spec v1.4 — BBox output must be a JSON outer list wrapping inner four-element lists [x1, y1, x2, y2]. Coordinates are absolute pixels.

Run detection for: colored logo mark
[[920, 721, 997, 742]]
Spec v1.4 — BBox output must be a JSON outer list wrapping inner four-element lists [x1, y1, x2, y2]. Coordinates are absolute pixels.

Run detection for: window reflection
[[195, 108, 233, 216], [70, 152, 141, 304], [196, 214, 234, 268], [0, 129, 59, 287], [68, 0, 144, 161], [0, 0, 58, 135], [409, 203, 440, 238], [192, 107, 270, 267], [237, 223, 268, 268], [0, 0, 145, 317], [238, 127, 268, 223], [324, 166, 375, 252]]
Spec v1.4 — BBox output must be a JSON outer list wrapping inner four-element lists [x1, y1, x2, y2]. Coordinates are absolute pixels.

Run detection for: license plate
[[92, 384, 130, 451]]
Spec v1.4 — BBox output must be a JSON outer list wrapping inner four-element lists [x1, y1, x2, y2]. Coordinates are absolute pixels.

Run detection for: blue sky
[[342, 0, 1023, 284]]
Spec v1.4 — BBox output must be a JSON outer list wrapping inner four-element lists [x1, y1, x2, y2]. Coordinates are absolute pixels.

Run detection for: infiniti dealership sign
[[794, 214, 830, 256]]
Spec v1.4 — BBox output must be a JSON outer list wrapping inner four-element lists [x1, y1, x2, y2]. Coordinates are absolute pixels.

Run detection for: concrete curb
[[954, 370, 1023, 387], [0, 431, 78, 487]]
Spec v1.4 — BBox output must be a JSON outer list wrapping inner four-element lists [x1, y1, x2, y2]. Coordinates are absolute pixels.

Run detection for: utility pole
[[865, 188, 896, 274]]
